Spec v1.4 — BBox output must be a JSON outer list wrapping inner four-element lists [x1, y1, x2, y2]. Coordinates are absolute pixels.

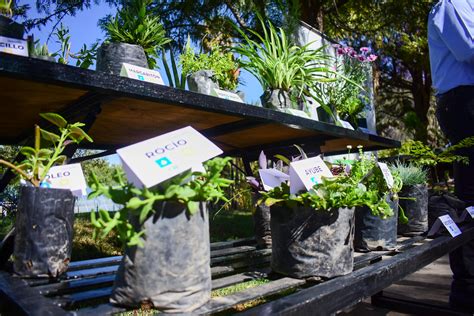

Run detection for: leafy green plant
[[180, 39, 239, 91], [232, 17, 333, 107], [389, 161, 428, 187], [0, 0, 12, 17], [52, 24, 98, 69], [104, 0, 171, 69], [0, 113, 93, 187], [30, 41, 53, 58], [259, 149, 401, 219], [162, 47, 186, 89], [89, 157, 233, 247]]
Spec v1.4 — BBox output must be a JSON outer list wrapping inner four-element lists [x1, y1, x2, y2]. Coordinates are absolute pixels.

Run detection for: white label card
[[120, 63, 164, 85], [289, 156, 333, 194], [40, 163, 87, 197], [211, 88, 244, 103], [338, 119, 354, 130], [466, 206, 474, 218], [378, 162, 394, 189], [0, 36, 28, 57], [285, 109, 310, 119], [258, 168, 290, 191], [117, 126, 222, 188], [459, 206, 474, 222], [439, 214, 462, 237]]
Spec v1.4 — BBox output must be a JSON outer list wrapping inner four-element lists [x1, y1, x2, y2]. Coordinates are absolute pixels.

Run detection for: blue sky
[[19, 0, 263, 164]]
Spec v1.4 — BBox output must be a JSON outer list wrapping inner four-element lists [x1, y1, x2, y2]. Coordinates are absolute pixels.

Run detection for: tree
[[74, 150, 119, 187]]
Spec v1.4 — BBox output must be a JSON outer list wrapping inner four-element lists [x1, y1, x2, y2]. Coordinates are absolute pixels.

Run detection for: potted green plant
[[259, 150, 394, 278], [89, 157, 232, 312], [233, 18, 332, 111], [390, 161, 429, 236], [320, 45, 377, 126], [96, 0, 170, 75], [180, 41, 240, 96], [0, 113, 92, 277], [0, 0, 24, 39], [29, 41, 55, 62]]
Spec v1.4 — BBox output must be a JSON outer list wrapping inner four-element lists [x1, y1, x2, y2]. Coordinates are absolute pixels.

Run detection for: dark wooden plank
[[71, 303, 126, 315], [36, 275, 116, 296], [212, 269, 271, 290], [211, 245, 256, 258], [67, 256, 122, 271], [210, 237, 255, 251], [194, 277, 306, 314], [211, 249, 271, 265], [239, 224, 474, 316], [0, 271, 70, 316]]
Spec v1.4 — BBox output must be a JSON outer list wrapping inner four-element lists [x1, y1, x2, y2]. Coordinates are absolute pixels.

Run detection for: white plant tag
[[338, 119, 354, 130], [117, 126, 222, 188], [428, 214, 462, 237], [211, 88, 244, 103], [289, 156, 333, 194], [120, 63, 165, 85], [0, 36, 28, 57], [378, 162, 394, 189], [40, 163, 87, 197], [258, 168, 290, 191]]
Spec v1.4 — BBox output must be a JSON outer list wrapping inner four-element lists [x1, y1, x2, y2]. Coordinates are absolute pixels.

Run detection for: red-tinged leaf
[[40, 113, 67, 128]]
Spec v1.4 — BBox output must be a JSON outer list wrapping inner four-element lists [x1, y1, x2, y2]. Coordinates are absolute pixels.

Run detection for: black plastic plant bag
[[254, 203, 272, 249], [270, 205, 355, 279], [354, 197, 399, 251], [96, 42, 148, 75], [13, 186, 75, 278], [111, 201, 211, 313], [398, 184, 429, 235]]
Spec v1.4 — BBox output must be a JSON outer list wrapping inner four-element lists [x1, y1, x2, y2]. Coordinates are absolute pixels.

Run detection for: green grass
[[0, 215, 14, 240], [209, 210, 254, 243], [211, 278, 270, 297]]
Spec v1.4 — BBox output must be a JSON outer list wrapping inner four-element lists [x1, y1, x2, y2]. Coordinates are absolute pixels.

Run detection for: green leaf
[[40, 129, 60, 142], [20, 146, 36, 156], [186, 201, 199, 215], [69, 126, 93, 143], [40, 113, 67, 128], [127, 197, 145, 209], [37, 148, 53, 158]]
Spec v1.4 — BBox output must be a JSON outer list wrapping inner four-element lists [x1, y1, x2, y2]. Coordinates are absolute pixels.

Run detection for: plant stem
[[34, 125, 41, 182], [0, 159, 37, 186], [40, 128, 68, 182]]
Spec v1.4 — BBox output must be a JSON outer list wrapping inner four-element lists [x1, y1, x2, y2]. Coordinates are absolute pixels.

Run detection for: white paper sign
[[117, 126, 222, 188], [459, 206, 474, 221], [120, 63, 164, 85], [0, 36, 28, 57], [211, 88, 244, 103], [40, 163, 87, 197], [338, 119, 354, 130], [289, 156, 333, 194], [258, 168, 290, 191], [285, 109, 310, 119], [428, 214, 462, 237], [466, 206, 474, 218], [378, 162, 394, 189]]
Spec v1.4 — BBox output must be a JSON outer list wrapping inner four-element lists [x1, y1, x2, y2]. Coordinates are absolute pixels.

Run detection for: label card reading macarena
[[120, 63, 165, 85], [258, 168, 290, 191], [289, 156, 333, 194], [117, 126, 222, 188], [428, 214, 462, 237], [41, 163, 87, 197]]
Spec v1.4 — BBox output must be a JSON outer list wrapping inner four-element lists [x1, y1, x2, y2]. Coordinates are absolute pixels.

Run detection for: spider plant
[[232, 18, 334, 109], [104, 0, 171, 69]]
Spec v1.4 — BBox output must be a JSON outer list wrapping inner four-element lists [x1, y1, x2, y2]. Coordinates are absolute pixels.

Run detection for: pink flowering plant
[[321, 44, 378, 126]]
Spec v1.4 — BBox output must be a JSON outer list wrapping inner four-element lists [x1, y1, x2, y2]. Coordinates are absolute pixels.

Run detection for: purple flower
[[360, 47, 370, 53], [349, 50, 357, 58], [337, 47, 345, 55], [357, 55, 366, 62], [367, 54, 378, 62]]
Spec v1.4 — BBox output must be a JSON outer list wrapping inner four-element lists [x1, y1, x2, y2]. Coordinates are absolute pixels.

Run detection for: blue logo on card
[[156, 157, 172, 168], [137, 74, 145, 81], [310, 177, 318, 184]]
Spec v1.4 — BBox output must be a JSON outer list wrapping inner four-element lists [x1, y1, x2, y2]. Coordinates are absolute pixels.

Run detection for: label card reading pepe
[[0, 36, 28, 57], [378, 162, 394, 189], [117, 126, 222, 188], [258, 168, 290, 191], [40, 163, 87, 197], [428, 214, 462, 237], [289, 156, 333, 194], [211, 88, 244, 103], [120, 63, 164, 85]]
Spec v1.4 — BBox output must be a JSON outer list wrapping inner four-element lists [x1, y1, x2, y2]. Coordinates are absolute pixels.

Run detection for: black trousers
[[436, 85, 474, 311]]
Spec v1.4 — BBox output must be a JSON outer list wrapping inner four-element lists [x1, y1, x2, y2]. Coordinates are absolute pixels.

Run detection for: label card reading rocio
[[40, 163, 87, 197], [117, 126, 223, 188], [439, 214, 462, 237], [211, 88, 244, 103], [120, 63, 164, 85], [258, 168, 290, 191], [378, 162, 394, 189], [0, 36, 28, 57], [289, 156, 333, 194]]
